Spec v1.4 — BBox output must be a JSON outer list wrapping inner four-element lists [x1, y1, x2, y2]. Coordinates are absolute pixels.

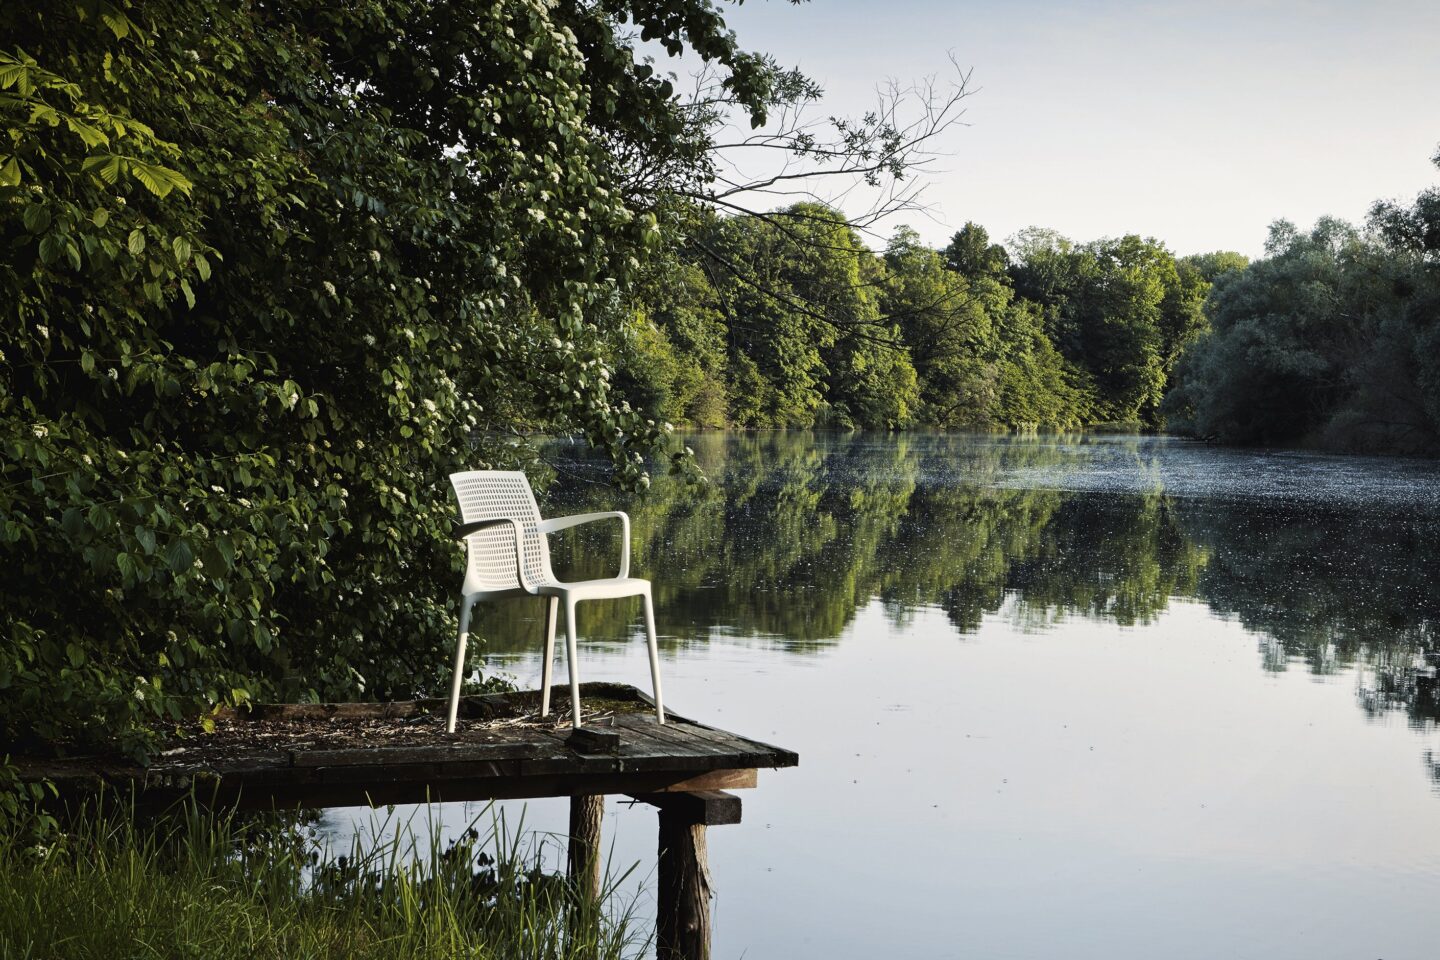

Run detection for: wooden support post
[[567, 793, 604, 902], [636, 790, 741, 960], [657, 809, 711, 960]]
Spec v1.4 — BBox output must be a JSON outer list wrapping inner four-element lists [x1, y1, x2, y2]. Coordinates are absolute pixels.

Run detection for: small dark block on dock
[[567, 726, 621, 754], [636, 789, 743, 826]]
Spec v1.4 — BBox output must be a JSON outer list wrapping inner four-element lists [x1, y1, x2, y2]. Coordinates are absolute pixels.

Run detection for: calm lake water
[[327, 432, 1440, 959]]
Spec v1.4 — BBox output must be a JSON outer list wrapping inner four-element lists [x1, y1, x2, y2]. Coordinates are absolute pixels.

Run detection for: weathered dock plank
[[13, 682, 797, 811]]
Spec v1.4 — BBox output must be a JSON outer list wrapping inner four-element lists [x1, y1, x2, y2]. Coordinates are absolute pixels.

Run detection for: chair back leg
[[540, 596, 559, 717], [446, 598, 475, 733], [642, 590, 666, 724], [564, 596, 583, 728]]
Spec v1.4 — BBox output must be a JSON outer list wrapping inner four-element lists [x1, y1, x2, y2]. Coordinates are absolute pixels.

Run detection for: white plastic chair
[[445, 470, 665, 732]]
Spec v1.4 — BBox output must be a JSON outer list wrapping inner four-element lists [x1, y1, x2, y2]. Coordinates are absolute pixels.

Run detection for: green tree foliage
[[942, 221, 1010, 280], [697, 204, 919, 428], [1009, 230, 1208, 424], [990, 298, 1094, 429], [821, 247, 919, 429], [632, 211, 1190, 432], [0, 0, 776, 755], [1167, 149, 1440, 454], [615, 248, 729, 428], [882, 227, 997, 425], [706, 209, 838, 425], [1180, 250, 1250, 284], [881, 225, 1089, 428], [1167, 184, 1440, 452], [1164, 219, 1362, 443]]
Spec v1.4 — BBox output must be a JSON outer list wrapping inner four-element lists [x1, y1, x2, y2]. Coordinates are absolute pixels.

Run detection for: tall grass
[[0, 798, 646, 960]]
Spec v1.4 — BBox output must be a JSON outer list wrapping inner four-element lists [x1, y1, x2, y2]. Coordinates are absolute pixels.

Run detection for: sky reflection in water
[[328, 433, 1440, 959]]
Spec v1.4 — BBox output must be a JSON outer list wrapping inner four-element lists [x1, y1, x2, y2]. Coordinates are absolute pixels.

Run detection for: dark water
[[330, 432, 1440, 959]]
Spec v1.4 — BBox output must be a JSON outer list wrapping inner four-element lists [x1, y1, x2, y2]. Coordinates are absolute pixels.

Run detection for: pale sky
[[699, 0, 1440, 257]]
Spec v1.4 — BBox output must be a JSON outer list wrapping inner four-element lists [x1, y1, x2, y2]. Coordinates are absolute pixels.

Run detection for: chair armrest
[[451, 517, 526, 586], [538, 511, 630, 579]]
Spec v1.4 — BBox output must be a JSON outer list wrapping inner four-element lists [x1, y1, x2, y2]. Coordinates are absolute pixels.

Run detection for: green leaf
[[22, 204, 51, 234], [80, 154, 123, 185], [60, 507, 85, 537], [100, 11, 131, 39], [194, 253, 211, 281], [180, 278, 195, 309], [215, 536, 235, 570], [130, 162, 162, 196], [165, 538, 194, 574], [38, 233, 64, 265], [172, 236, 191, 263], [93, 208, 110, 228], [0, 62, 27, 91], [28, 102, 59, 127], [130, 161, 192, 199], [0, 155, 18, 186], [127, 228, 145, 255], [65, 117, 109, 148]]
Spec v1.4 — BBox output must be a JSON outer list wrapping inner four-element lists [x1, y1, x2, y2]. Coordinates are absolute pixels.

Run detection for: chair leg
[[564, 596, 582, 729], [447, 598, 475, 734], [540, 596, 559, 717], [642, 590, 666, 724]]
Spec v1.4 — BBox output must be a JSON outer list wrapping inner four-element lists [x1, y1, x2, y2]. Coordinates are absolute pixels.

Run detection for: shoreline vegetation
[[619, 211, 1220, 435], [0, 798, 644, 960], [616, 173, 1440, 457]]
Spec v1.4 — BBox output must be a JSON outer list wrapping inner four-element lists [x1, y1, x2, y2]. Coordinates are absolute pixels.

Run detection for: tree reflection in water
[[470, 432, 1440, 764]]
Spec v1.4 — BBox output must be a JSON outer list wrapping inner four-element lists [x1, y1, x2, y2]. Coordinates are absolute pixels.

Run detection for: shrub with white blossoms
[[2, 0, 766, 761]]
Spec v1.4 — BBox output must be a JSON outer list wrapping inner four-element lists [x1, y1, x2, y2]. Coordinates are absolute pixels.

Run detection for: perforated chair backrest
[[450, 470, 551, 594]]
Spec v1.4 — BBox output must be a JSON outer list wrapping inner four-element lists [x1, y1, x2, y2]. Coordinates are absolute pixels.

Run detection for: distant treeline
[[1166, 151, 1440, 454], [616, 203, 1225, 430], [620, 150, 1440, 454]]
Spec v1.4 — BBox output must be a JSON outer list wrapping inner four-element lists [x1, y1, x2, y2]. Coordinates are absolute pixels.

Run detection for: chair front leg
[[642, 590, 666, 724], [447, 597, 476, 733], [540, 596, 559, 717], [564, 596, 582, 728]]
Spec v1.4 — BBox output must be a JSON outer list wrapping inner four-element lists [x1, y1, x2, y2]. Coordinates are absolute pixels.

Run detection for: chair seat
[[535, 576, 651, 602]]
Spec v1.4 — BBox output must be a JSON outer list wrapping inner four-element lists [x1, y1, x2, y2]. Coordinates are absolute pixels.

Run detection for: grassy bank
[[0, 801, 643, 960]]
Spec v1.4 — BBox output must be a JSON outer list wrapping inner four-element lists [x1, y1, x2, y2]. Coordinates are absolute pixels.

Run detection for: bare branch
[[692, 61, 971, 235]]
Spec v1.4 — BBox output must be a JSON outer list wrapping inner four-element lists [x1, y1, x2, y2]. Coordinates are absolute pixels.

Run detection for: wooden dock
[[15, 682, 798, 960]]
